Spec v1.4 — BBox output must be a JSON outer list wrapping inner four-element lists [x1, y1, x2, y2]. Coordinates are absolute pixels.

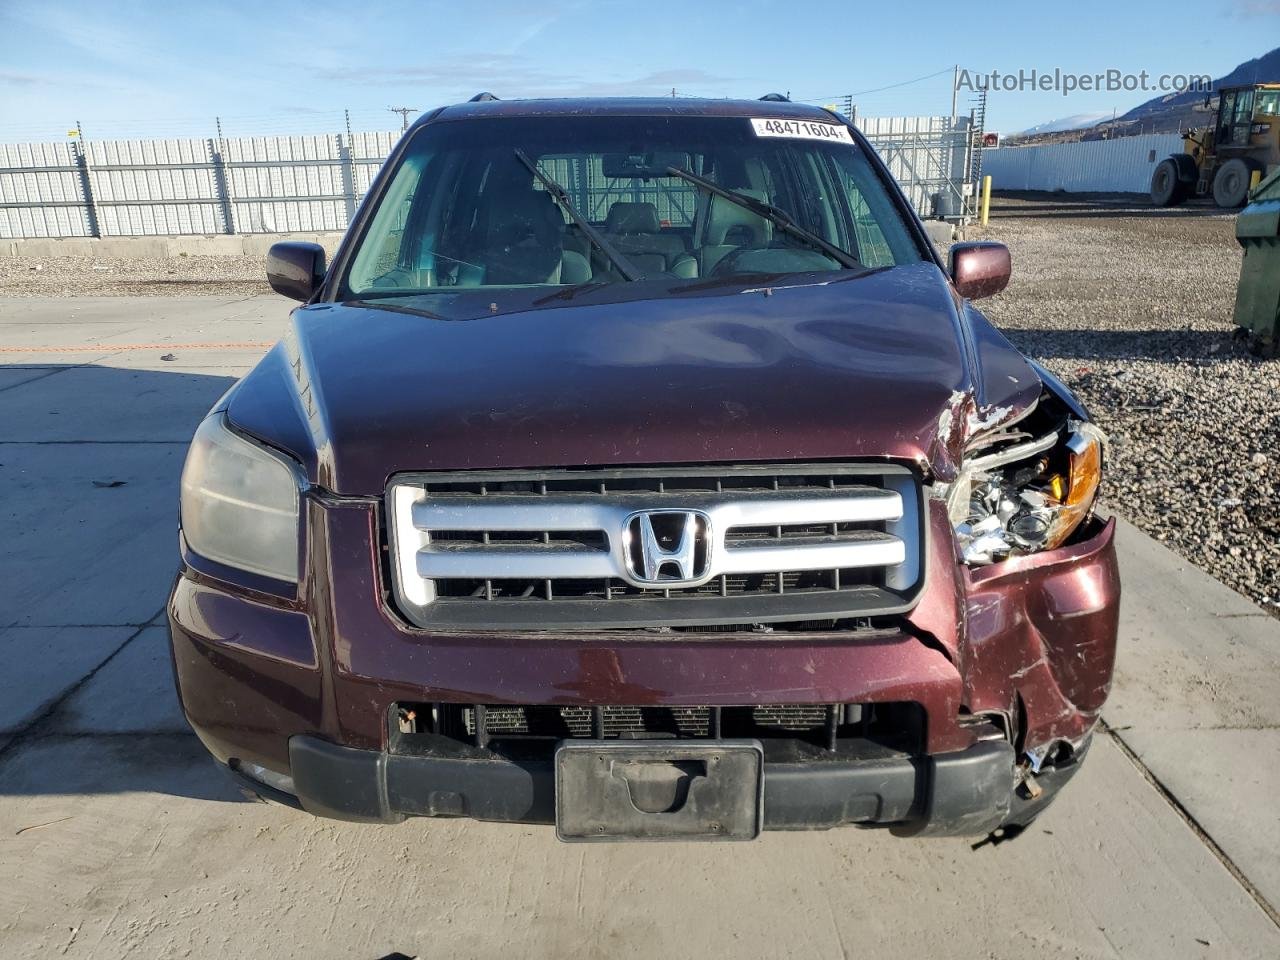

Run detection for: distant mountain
[[1117, 46, 1280, 126], [1003, 46, 1279, 145], [1015, 112, 1112, 136]]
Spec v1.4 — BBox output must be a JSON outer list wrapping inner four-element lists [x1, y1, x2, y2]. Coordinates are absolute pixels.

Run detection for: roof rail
[[758, 92, 790, 102], [469, 92, 500, 102]]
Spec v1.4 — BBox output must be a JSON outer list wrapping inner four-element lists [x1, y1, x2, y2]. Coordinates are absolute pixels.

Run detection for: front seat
[[476, 186, 589, 285], [700, 190, 772, 274], [604, 201, 687, 273]]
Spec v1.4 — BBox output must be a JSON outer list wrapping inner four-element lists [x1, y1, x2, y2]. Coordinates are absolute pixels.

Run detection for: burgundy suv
[[169, 96, 1119, 841]]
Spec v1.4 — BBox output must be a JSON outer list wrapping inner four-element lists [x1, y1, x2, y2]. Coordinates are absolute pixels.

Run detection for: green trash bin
[[1234, 167, 1280, 357]]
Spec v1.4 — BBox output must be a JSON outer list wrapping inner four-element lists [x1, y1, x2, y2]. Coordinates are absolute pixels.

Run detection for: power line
[[847, 67, 956, 98], [795, 66, 956, 106], [387, 106, 417, 133]]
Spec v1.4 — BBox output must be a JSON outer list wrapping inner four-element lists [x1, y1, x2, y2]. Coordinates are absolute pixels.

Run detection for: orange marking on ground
[[0, 340, 274, 353]]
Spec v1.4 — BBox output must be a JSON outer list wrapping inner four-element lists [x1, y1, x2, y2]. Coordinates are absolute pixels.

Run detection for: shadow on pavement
[[991, 192, 1231, 221], [0, 734, 252, 803], [1, 363, 248, 805]]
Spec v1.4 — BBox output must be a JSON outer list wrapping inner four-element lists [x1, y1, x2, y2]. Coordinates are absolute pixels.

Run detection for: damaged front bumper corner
[[961, 515, 1120, 772]]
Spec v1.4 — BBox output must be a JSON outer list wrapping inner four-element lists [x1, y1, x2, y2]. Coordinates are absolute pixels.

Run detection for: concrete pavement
[[1, 295, 1278, 959]]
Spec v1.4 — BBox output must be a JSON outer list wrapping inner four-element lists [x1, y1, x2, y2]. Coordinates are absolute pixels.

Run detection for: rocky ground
[[0, 254, 267, 297], [1, 196, 1276, 611], [971, 195, 1278, 613]]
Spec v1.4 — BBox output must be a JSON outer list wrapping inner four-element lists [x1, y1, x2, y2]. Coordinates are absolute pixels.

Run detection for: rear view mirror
[[949, 241, 1011, 300], [602, 151, 691, 179], [266, 241, 326, 301]]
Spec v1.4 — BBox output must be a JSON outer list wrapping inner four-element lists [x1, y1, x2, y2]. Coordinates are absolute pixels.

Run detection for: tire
[[1213, 158, 1255, 208], [1150, 158, 1183, 206]]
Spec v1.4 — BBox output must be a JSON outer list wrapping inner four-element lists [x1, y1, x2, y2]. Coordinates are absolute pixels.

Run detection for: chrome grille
[[386, 465, 922, 630]]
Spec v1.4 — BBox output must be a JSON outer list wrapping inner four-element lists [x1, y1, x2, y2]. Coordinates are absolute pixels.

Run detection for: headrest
[[485, 187, 564, 284], [605, 201, 661, 235], [704, 189, 771, 246], [491, 187, 562, 244]]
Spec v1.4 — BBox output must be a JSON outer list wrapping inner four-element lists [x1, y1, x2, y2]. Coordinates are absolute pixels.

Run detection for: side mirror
[[949, 241, 1011, 300], [266, 241, 326, 301]]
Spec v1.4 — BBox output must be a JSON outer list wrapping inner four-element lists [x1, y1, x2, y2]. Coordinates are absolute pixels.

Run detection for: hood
[[227, 262, 1042, 496]]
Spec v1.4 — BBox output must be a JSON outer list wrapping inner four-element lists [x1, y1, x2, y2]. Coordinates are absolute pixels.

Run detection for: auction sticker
[[750, 118, 853, 143]]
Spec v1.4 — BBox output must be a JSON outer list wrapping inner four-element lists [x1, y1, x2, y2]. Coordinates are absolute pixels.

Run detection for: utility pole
[[387, 106, 417, 133], [950, 64, 959, 123]]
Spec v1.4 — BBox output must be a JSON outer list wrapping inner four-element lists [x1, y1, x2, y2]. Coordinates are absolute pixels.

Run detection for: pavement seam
[[0, 604, 167, 766], [1103, 722, 1280, 929]]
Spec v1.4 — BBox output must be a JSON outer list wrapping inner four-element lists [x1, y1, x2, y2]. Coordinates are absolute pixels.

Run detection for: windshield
[[341, 114, 924, 313]]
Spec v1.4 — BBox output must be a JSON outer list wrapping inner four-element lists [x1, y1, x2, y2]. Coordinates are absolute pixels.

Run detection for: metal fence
[[980, 134, 1184, 194], [858, 115, 979, 220], [0, 132, 398, 239], [1, 116, 981, 240]]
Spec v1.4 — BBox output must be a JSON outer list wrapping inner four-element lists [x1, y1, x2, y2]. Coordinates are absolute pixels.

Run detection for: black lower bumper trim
[[286, 735, 1018, 837]]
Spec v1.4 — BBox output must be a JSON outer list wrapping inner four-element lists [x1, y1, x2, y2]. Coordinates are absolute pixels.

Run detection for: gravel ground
[[972, 196, 1278, 614], [0, 254, 267, 297], [1, 197, 1275, 611]]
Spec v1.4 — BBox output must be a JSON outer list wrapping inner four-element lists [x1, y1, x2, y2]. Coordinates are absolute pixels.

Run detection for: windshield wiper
[[514, 149, 643, 281], [664, 166, 861, 270]]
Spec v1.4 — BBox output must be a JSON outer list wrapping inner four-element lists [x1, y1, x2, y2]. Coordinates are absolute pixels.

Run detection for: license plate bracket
[[555, 740, 763, 842]]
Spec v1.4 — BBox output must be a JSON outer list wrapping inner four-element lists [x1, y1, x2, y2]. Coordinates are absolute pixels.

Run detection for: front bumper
[[230, 733, 1069, 837], [170, 498, 1118, 837]]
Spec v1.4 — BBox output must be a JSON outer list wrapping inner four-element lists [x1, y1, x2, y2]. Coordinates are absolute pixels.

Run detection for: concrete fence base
[[0, 232, 346, 259]]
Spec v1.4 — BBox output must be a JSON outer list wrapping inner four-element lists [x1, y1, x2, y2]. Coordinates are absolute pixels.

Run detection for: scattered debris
[[971, 823, 1026, 849]]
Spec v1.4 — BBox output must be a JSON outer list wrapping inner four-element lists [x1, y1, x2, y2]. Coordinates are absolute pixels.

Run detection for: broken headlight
[[179, 414, 303, 583], [948, 420, 1105, 565]]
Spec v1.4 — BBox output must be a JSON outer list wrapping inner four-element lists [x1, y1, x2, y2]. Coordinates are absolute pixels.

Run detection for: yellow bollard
[[1250, 169, 1262, 197], [979, 175, 992, 226]]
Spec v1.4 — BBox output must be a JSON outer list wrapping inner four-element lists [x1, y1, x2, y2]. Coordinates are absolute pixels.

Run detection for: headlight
[[949, 420, 1105, 565], [180, 414, 303, 582]]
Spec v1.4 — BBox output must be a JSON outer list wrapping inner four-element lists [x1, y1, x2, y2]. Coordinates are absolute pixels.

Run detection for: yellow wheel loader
[[1151, 83, 1280, 208]]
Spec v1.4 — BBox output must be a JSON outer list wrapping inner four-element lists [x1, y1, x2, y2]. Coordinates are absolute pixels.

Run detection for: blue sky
[[0, 0, 1276, 142]]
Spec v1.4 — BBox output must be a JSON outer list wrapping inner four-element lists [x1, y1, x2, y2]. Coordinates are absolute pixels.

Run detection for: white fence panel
[[981, 134, 1184, 194], [0, 130, 401, 239], [88, 137, 225, 236], [859, 116, 974, 217], [0, 141, 91, 238]]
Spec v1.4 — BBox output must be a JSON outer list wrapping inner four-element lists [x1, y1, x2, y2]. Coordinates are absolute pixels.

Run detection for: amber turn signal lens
[[1044, 432, 1102, 549]]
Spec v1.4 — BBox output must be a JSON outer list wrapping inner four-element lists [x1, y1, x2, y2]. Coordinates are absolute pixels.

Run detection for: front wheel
[[1213, 158, 1254, 208], [1150, 158, 1186, 206]]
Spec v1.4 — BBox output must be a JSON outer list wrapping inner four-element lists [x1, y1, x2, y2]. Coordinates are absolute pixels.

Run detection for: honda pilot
[[169, 95, 1120, 841]]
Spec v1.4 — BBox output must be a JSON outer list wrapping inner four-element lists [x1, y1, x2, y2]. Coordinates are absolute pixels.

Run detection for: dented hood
[[227, 261, 1042, 496]]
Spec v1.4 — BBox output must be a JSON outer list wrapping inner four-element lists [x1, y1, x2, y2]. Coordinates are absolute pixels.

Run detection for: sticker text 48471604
[[749, 118, 853, 143]]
